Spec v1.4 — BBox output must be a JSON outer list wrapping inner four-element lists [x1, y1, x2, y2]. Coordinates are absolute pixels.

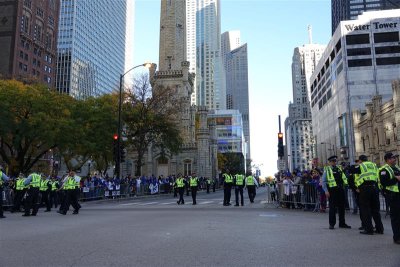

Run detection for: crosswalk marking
[[199, 201, 213, 205], [160, 202, 177, 205], [120, 203, 140, 206], [138, 202, 159, 206]]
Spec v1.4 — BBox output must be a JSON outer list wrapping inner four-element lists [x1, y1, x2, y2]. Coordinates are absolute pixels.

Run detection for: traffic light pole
[[116, 74, 123, 178]]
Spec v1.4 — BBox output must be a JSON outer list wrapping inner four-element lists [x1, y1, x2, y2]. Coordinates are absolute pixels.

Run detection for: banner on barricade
[[149, 183, 158, 194], [83, 187, 90, 193]]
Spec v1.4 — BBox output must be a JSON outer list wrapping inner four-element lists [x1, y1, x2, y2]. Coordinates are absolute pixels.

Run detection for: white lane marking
[[160, 202, 177, 205], [120, 203, 140, 206], [260, 201, 267, 204], [199, 201, 213, 205], [138, 202, 159, 206], [259, 214, 278, 217]]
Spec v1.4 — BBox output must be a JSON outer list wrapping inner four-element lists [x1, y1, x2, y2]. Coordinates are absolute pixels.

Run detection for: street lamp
[[116, 63, 156, 178]]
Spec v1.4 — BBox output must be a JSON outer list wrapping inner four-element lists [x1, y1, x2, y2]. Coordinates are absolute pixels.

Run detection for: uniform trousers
[[235, 186, 244, 206], [206, 183, 210, 193], [24, 187, 40, 215], [328, 186, 346, 227], [177, 188, 185, 204], [359, 184, 383, 233], [247, 185, 256, 203], [13, 190, 25, 212], [40, 190, 51, 211], [223, 183, 232, 205], [50, 191, 58, 208], [388, 192, 400, 242], [191, 186, 197, 204]]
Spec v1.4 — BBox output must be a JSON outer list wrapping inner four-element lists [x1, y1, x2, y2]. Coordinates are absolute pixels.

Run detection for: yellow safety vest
[[16, 178, 26, 191], [357, 161, 378, 186], [0, 171, 3, 186], [235, 174, 244, 186], [223, 173, 232, 183], [325, 166, 348, 188], [51, 181, 58, 191], [30, 173, 41, 188], [190, 177, 198, 187], [40, 180, 49, 191], [66, 177, 76, 190], [379, 164, 399, 193], [176, 178, 185, 188], [246, 176, 255, 186]]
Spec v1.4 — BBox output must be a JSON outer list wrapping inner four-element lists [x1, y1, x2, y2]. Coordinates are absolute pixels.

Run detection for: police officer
[[190, 173, 199, 205], [379, 152, 400, 244], [23, 172, 42, 216], [245, 172, 259, 203], [206, 177, 211, 194], [49, 176, 59, 209], [39, 174, 51, 212], [234, 173, 245, 206], [12, 173, 26, 213], [0, 165, 10, 219], [58, 171, 80, 215], [176, 174, 185, 205], [322, 156, 351, 229], [348, 160, 364, 230], [223, 170, 233, 206], [355, 155, 384, 235]]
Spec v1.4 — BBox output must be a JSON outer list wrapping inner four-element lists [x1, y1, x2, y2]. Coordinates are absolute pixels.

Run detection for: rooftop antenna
[[308, 25, 313, 44]]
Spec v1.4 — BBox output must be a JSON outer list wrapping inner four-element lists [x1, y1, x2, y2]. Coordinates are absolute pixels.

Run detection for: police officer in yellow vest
[[189, 174, 199, 205], [234, 173, 245, 206], [49, 176, 60, 209], [0, 166, 10, 219], [245, 172, 259, 203], [355, 155, 384, 235], [206, 177, 211, 194], [12, 173, 27, 213], [58, 171, 81, 215], [322, 156, 351, 229], [379, 152, 400, 244], [39, 174, 51, 212], [176, 174, 185, 205], [22, 172, 43, 216], [223, 170, 233, 206], [348, 160, 365, 230]]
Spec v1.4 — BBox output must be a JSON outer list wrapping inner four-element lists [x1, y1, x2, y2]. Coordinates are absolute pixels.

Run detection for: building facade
[[353, 80, 400, 165], [332, 0, 400, 34], [56, 0, 133, 99], [310, 10, 400, 164], [221, 31, 251, 163], [285, 43, 326, 171], [188, 0, 226, 110], [0, 0, 60, 86]]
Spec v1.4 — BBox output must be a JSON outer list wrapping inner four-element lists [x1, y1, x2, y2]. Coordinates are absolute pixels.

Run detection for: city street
[[1, 188, 399, 267]]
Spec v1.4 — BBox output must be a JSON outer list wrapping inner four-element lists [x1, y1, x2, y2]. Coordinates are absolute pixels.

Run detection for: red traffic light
[[113, 134, 118, 140], [278, 133, 283, 139]]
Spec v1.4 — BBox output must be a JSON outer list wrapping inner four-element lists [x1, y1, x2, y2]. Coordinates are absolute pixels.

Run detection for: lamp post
[[116, 63, 156, 178]]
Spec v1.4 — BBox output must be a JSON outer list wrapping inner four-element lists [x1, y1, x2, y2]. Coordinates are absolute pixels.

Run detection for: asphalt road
[[1, 188, 399, 267]]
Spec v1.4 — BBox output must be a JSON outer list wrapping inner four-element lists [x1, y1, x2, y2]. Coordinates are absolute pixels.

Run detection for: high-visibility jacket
[[51, 181, 59, 191], [0, 171, 3, 186], [246, 176, 255, 186], [235, 174, 244, 186], [357, 161, 378, 187], [65, 177, 76, 190], [379, 164, 399, 193], [207, 179, 211, 185], [324, 166, 348, 188], [40, 180, 49, 191], [190, 177, 198, 187], [223, 173, 232, 183], [16, 178, 26, 191], [30, 173, 41, 188], [176, 178, 185, 188]]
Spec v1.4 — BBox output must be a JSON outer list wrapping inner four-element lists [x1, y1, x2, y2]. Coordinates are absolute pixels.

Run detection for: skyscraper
[[56, 0, 134, 99], [285, 35, 326, 171], [331, 0, 400, 34], [221, 31, 251, 164], [0, 0, 60, 86], [187, 0, 226, 110]]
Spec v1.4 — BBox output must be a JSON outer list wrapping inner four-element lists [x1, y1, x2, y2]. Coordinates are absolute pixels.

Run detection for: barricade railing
[[264, 183, 389, 214]]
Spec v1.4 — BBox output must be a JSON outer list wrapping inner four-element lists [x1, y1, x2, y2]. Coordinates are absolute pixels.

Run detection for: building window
[[346, 34, 370, 45], [348, 58, 372, 67], [347, 48, 371, 56], [376, 57, 400, 66], [184, 160, 192, 176], [374, 32, 399, 43], [375, 46, 400, 54]]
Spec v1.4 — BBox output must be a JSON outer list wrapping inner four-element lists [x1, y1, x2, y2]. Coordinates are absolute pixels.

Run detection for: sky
[[132, 0, 332, 176]]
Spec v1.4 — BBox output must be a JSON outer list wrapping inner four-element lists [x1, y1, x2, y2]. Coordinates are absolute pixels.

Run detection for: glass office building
[[56, 0, 131, 99]]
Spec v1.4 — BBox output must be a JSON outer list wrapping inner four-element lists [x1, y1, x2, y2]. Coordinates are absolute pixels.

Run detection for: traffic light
[[113, 134, 118, 162], [278, 132, 284, 159], [120, 144, 126, 163]]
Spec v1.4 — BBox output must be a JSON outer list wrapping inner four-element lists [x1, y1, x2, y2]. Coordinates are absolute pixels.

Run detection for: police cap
[[327, 155, 337, 162], [358, 155, 368, 161], [384, 152, 399, 161]]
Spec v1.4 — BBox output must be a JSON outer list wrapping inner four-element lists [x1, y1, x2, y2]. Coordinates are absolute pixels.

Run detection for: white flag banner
[[149, 183, 158, 194]]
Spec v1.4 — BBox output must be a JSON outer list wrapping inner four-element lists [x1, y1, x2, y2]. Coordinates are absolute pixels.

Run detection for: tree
[[217, 152, 245, 175], [0, 80, 73, 176], [123, 74, 182, 176]]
